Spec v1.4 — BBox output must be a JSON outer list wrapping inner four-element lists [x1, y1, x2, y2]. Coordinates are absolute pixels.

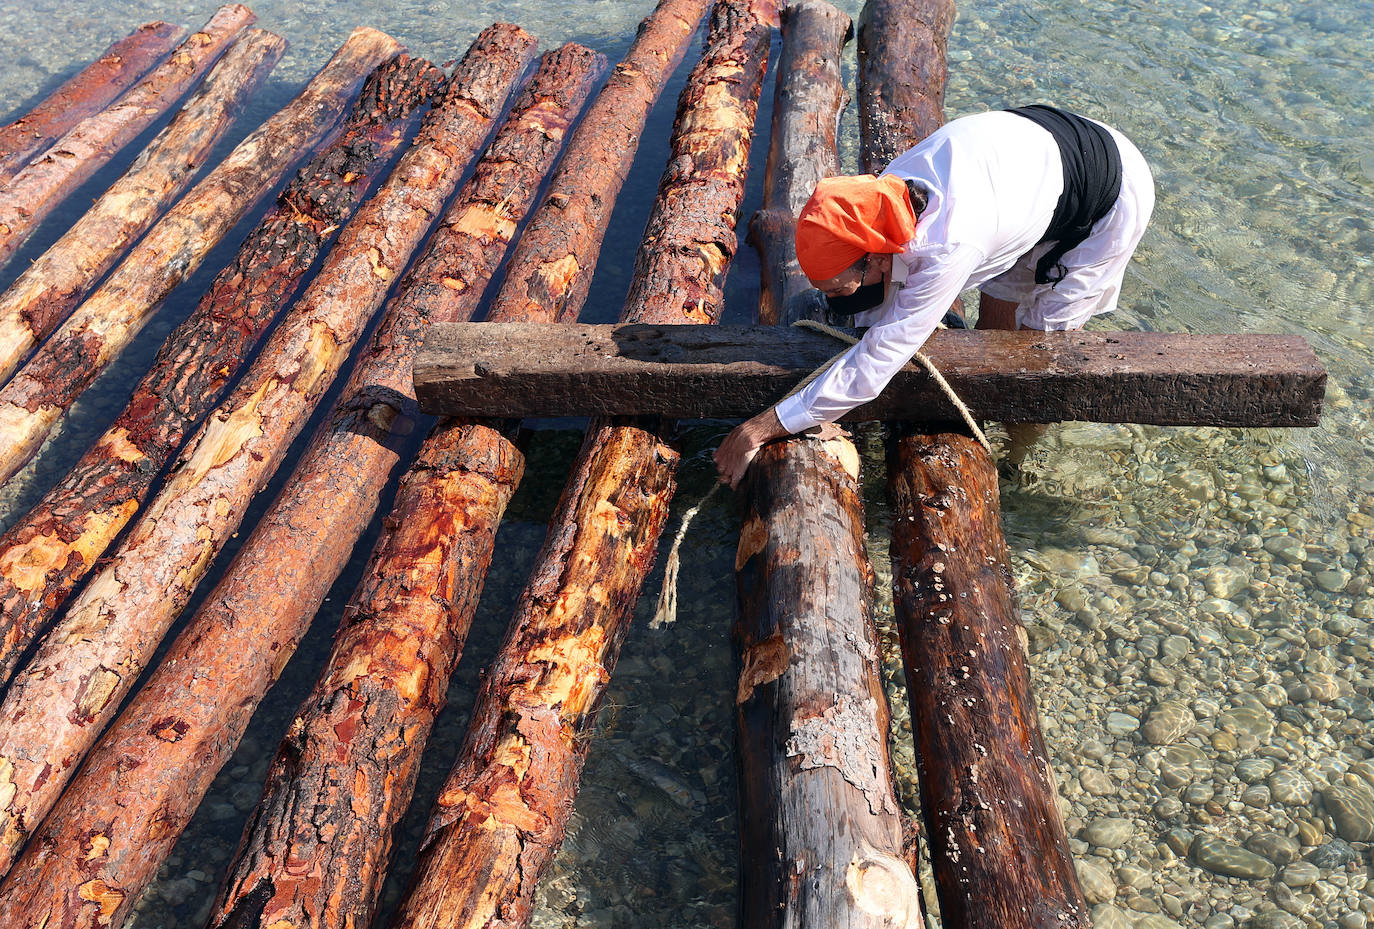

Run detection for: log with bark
[[0, 43, 602, 929], [859, 1, 1090, 926], [0, 25, 419, 881], [0, 27, 285, 387], [213, 2, 720, 920], [412, 324, 1327, 426], [0, 53, 446, 689], [386, 4, 775, 926], [0, 4, 254, 270], [0, 21, 187, 186], [0, 25, 400, 488], [734, 3, 921, 927], [483, 0, 714, 325]]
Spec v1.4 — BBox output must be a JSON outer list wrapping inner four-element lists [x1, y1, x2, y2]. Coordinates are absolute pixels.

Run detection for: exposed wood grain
[[413, 323, 1327, 426], [0, 24, 401, 488], [0, 25, 414, 883], [860, 1, 1090, 926], [0, 21, 187, 185], [200, 45, 604, 929], [387, 3, 776, 927], [0, 54, 445, 689], [0, 4, 254, 270], [735, 4, 920, 927], [0, 27, 285, 386]]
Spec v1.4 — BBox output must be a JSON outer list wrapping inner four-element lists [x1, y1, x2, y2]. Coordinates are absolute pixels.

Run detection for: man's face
[[809, 253, 890, 297]]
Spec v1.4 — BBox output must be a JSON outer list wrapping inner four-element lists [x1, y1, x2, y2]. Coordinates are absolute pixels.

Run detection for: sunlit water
[[0, 1, 1371, 927]]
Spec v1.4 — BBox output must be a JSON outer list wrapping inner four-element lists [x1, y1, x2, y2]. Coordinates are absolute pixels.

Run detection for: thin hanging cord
[[651, 314, 992, 628]]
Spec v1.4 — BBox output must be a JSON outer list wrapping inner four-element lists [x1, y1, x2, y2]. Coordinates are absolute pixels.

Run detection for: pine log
[[734, 4, 921, 927], [387, 4, 775, 927], [203, 45, 605, 929], [0, 5, 254, 270], [0, 54, 445, 689], [0, 25, 416, 881], [0, 21, 187, 185], [0, 44, 601, 929], [0, 25, 402, 488], [214, 3, 722, 920], [483, 0, 713, 325], [412, 324, 1327, 426], [859, 2, 1090, 926], [0, 28, 285, 388], [855, 0, 954, 185]]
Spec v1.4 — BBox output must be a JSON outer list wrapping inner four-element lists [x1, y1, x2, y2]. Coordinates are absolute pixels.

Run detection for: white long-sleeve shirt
[[774, 110, 1153, 434]]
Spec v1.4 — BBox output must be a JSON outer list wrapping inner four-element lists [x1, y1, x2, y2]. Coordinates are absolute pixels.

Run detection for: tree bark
[[483, 0, 714, 325], [0, 4, 254, 270], [213, 2, 723, 920], [735, 4, 921, 928], [386, 4, 776, 927], [206, 45, 605, 929], [858, 2, 1090, 926], [0, 21, 187, 186], [0, 45, 600, 929], [0, 54, 445, 689], [0, 25, 417, 881], [0, 28, 285, 388], [0, 24, 403, 488], [411, 324, 1327, 426]]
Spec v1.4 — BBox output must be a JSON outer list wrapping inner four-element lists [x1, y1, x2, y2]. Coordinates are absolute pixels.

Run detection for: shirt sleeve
[[775, 243, 984, 433]]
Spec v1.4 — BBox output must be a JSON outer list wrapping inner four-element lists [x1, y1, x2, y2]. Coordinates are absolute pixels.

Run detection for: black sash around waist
[[1006, 104, 1122, 285]]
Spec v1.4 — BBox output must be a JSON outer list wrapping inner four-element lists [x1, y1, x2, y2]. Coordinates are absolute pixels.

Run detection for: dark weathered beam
[[413, 323, 1326, 426]]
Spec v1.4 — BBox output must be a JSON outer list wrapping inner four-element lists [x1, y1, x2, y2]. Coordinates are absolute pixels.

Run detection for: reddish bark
[[483, 0, 713, 324], [0, 24, 402, 488], [0, 28, 285, 387], [0, 25, 413, 881], [0, 53, 445, 689], [735, 3, 920, 926], [859, 2, 1089, 926], [183, 44, 605, 929], [0, 4, 254, 270], [387, 4, 776, 926], [0, 21, 187, 185]]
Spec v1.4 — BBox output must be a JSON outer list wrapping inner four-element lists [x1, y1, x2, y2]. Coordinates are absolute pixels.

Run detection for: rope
[[650, 311, 992, 629]]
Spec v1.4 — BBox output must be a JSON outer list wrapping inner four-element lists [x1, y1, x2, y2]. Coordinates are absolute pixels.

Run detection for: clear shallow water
[[0, 1, 1371, 928]]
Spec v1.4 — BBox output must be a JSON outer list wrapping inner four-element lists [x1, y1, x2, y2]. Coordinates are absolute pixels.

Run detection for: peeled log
[[483, 0, 713, 325], [735, 3, 921, 927], [387, 4, 775, 927], [0, 28, 285, 388], [0, 25, 416, 881], [0, 4, 254, 270], [0, 25, 402, 488], [859, 1, 1089, 926], [189, 45, 604, 929], [0, 54, 445, 689], [0, 21, 187, 186]]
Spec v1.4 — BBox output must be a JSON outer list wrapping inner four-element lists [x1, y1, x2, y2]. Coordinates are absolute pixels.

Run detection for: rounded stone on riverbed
[[1237, 757, 1276, 784], [1268, 769, 1314, 806], [1279, 860, 1321, 886], [1106, 711, 1140, 736], [1080, 768, 1116, 796], [1322, 781, 1374, 841], [1244, 831, 1300, 865], [1076, 856, 1116, 904], [1143, 701, 1196, 744], [1083, 817, 1133, 848], [1190, 834, 1277, 879], [1091, 903, 1132, 929]]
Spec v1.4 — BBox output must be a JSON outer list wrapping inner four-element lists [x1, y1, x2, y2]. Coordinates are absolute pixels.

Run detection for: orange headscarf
[[794, 174, 916, 282]]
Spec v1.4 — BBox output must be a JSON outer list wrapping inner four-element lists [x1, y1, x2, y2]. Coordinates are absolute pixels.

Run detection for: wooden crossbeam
[[413, 322, 1326, 426]]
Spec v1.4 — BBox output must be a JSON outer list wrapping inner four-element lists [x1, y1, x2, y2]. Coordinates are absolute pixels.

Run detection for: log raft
[[735, 3, 921, 927], [0, 53, 445, 689], [412, 324, 1327, 426], [860, 0, 1090, 926], [0, 44, 604, 929], [0, 26, 285, 386], [386, 3, 775, 926], [0, 21, 187, 185], [0, 4, 255, 270], [0, 25, 413, 882]]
